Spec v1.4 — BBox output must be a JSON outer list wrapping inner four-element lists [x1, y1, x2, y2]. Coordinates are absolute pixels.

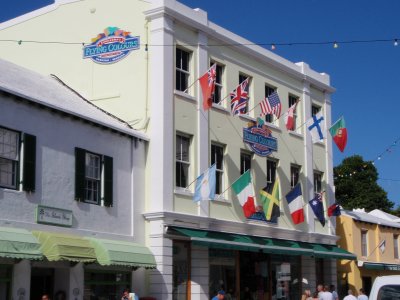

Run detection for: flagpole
[[182, 78, 199, 94], [214, 171, 249, 201]]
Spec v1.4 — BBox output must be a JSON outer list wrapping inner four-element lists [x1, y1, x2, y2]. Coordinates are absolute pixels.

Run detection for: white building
[[0, 1, 355, 299], [0, 58, 154, 300]]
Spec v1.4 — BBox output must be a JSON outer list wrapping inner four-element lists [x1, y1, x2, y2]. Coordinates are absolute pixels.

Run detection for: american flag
[[230, 78, 249, 115], [260, 91, 282, 118]]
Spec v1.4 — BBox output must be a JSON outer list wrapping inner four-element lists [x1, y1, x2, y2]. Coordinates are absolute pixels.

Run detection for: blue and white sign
[[243, 123, 277, 157], [83, 27, 140, 64]]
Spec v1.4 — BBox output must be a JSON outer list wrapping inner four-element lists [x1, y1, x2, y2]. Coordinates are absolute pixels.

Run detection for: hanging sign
[[83, 27, 140, 64], [243, 120, 277, 156], [36, 205, 73, 227]]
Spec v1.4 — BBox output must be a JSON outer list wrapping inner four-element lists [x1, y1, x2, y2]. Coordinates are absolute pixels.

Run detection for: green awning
[[168, 226, 356, 260], [32, 231, 96, 263], [312, 243, 356, 260], [89, 238, 156, 269], [362, 262, 400, 271], [169, 227, 314, 256], [0, 227, 43, 260]]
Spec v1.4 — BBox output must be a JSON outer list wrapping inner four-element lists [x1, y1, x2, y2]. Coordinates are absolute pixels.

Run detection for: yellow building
[[337, 209, 400, 296]]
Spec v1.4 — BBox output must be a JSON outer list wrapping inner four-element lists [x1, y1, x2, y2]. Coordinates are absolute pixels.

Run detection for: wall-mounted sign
[[243, 121, 277, 156], [36, 205, 73, 227], [83, 27, 140, 64]]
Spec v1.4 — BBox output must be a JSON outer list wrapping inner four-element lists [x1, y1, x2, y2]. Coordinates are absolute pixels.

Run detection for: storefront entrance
[[30, 268, 54, 299]]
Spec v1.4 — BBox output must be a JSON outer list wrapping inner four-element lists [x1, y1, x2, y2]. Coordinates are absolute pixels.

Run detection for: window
[[240, 151, 251, 175], [0, 127, 36, 192], [288, 95, 299, 130], [211, 62, 224, 104], [267, 159, 277, 184], [290, 165, 300, 188], [361, 230, 368, 257], [84, 270, 131, 300], [314, 171, 323, 194], [312, 105, 321, 116], [176, 48, 191, 92], [211, 144, 224, 195], [75, 148, 113, 206], [395, 235, 399, 259], [238, 74, 250, 114], [265, 85, 276, 123], [176, 134, 190, 188]]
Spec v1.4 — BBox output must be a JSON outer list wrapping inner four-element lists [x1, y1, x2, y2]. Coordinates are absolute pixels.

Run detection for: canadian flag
[[284, 102, 297, 131]]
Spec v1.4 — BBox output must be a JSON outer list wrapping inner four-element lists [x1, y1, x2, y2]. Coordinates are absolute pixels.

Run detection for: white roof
[[369, 209, 400, 223], [342, 209, 400, 229], [0, 58, 148, 140]]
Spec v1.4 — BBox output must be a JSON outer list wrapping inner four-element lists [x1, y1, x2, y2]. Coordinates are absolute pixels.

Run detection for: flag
[[260, 91, 282, 118], [329, 117, 347, 152], [285, 183, 304, 224], [230, 78, 249, 115], [327, 203, 341, 217], [284, 102, 298, 131], [259, 178, 280, 221], [193, 164, 216, 202], [232, 170, 256, 218], [306, 112, 326, 143], [309, 193, 325, 226], [379, 240, 386, 253], [199, 64, 217, 111]]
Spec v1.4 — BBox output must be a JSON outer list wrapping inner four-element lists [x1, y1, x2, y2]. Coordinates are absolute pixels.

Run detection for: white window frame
[[176, 133, 191, 188], [210, 61, 224, 105], [290, 164, 301, 188], [0, 127, 20, 189], [311, 104, 321, 116], [240, 150, 252, 175], [265, 85, 277, 124], [313, 171, 323, 194], [175, 47, 191, 93], [288, 94, 299, 131], [211, 143, 224, 195], [84, 152, 102, 204], [361, 230, 368, 257]]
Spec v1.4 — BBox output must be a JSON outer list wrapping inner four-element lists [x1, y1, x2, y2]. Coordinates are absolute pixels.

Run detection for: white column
[[149, 220, 173, 300], [323, 94, 335, 235], [301, 256, 316, 292], [12, 260, 31, 300], [69, 262, 84, 300], [147, 13, 175, 212], [191, 245, 209, 300], [197, 31, 210, 217], [301, 78, 315, 232]]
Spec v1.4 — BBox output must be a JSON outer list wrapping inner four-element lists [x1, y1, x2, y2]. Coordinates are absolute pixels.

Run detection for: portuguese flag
[[329, 117, 347, 152]]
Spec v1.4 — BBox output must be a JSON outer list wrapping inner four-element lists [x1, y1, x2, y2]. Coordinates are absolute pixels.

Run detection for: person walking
[[301, 289, 313, 300], [121, 288, 133, 300], [357, 288, 368, 300], [343, 290, 357, 300], [212, 290, 225, 300], [330, 285, 339, 300], [319, 285, 333, 300]]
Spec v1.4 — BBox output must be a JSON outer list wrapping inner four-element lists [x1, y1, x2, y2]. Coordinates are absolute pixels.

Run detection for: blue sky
[[2, 1, 400, 207]]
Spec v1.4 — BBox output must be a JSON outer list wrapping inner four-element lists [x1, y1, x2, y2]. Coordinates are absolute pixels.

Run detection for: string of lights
[[0, 37, 400, 49]]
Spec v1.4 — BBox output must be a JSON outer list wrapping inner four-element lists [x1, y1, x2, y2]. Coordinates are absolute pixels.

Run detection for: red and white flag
[[199, 64, 216, 111], [284, 102, 298, 130]]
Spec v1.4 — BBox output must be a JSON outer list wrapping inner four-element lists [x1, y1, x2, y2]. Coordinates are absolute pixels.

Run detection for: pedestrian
[[319, 285, 333, 300], [312, 291, 319, 300], [121, 288, 132, 300], [41, 295, 50, 300], [357, 288, 368, 300], [317, 284, 324, 298], [212, 290, 225, 300], [330, 285, 339, 300], [343, 290, 357, 300], [301, 289, 313, 300]]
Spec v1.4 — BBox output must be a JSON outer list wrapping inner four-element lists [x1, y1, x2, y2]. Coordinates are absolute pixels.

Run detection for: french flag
[[285, 183, 305, 225]]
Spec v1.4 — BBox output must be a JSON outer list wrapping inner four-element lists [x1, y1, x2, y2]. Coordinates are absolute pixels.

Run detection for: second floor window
[[290, 165, 300, 188], [267, 159, 277, 192], [395, 235, 399, 259], [314, 172, 323, 194], [211, 144, 224, 195], [238, 74, 250, 114], [0, 128, 19, 189], [312, 105, 321, 116], [176, 134, 190, 188], [211, 62, 224, 104], [361, 230, 368, 257], [265, 85, 276, 123], [176, 48, 191, 92], [240, 151, 251, 175]]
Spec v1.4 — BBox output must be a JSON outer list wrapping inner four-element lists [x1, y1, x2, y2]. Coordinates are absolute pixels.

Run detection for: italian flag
[[232, 170, 256, 218], [329, 117, 347, 152]]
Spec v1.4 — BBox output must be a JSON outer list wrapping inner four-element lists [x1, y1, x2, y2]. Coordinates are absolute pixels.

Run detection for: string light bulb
[[333, 42, 339, 48], [395, 39, 398, 46], [271, 44, 276, 50]]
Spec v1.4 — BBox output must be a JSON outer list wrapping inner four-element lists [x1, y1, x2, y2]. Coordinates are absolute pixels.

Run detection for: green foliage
[[334, 155, 394, 212]]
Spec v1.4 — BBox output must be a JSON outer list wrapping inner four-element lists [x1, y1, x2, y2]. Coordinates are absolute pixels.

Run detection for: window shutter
[[22, 133, 36, 192], [75, 148, 86, 202], [103, 155, 113, 207]]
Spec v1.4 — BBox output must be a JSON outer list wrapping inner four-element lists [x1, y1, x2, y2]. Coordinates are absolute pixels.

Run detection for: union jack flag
[[260, 91, 282, 118], [230, 78, 249, 115]]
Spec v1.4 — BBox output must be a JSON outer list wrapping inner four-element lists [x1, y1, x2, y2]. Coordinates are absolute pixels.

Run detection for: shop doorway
[[30, 268, 54, 299]]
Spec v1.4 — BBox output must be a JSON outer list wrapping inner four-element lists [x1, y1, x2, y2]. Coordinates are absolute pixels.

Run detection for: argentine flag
[[193, 164, 216, 202]]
